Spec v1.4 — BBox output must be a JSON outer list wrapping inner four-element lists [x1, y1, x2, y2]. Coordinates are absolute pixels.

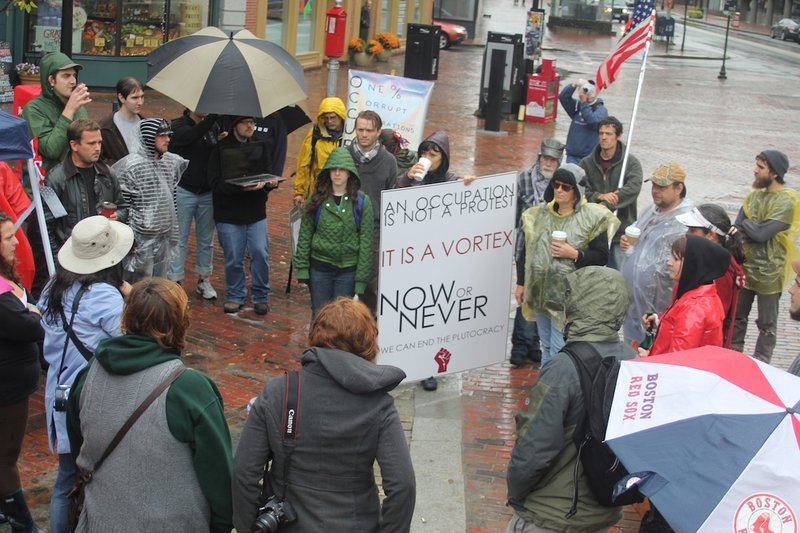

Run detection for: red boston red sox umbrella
[[605, 347, 800, 533]]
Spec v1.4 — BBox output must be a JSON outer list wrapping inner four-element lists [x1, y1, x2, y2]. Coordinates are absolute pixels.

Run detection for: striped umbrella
[[147, 27, 307, 118], [605, 347, 800, 533]]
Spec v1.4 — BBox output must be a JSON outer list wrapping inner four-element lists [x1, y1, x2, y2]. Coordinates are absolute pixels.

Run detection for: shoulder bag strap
[[279, 370, 300, 500], [87, 365, 187, 476], [58, 285, 94, 362]]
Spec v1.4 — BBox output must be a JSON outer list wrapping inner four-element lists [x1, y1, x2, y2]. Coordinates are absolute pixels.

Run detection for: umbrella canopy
[[605, 347, 800, 533], [147, 27, 307, 118], [277, 103, 311, 135], [0, 111, 33, 162]]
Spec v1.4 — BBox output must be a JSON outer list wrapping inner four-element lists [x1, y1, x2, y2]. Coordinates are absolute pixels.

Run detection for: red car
[[434, 20, 469, 49]]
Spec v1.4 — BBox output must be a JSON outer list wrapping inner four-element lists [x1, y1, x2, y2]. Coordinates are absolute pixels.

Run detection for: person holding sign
[[293, 148, 373, 319], [516, 164, 615, 366]]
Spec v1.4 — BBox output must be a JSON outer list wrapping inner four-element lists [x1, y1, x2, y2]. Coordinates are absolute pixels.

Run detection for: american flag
[[595, 0, 656, 91]]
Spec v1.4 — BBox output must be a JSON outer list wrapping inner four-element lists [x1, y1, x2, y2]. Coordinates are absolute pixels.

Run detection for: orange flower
[[376, 32, 400, 49], [348, 37, 365, 53], [366, 39, 384, 55]]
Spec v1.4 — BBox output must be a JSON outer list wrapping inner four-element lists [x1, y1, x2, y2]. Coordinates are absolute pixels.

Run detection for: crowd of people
[[1, 53, 799, 533]]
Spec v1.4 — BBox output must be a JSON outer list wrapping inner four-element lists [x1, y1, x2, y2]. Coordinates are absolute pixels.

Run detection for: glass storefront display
[[266, 0, 285, 46], [380, 0, 390, 32], [296, 0, 315, 52], [396, 0, 406, 36], [25, 0, 208, 56]]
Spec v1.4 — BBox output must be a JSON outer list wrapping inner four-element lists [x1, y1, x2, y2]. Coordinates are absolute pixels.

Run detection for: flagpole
[[617, 10, 655, 191]]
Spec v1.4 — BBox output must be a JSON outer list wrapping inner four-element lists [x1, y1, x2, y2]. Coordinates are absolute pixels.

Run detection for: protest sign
[[344, 70, 434, 149], [377, 173, 517, 382]]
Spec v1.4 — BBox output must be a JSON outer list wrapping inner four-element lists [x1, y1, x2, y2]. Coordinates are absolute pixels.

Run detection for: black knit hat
[[759, 150, 789, 179], [543, 165, 584, 207]]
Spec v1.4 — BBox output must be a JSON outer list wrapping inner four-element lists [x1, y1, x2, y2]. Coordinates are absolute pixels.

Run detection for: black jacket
[[170, 113, 221, 194], [208, 135, 271, 225], [0, 285, 44, 406], [44, 155, 127, 252]]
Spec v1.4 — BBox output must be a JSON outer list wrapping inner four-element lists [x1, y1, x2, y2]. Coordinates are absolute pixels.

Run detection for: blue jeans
[[50, 453, 77, 533], [309, 267, 356, 318], [511, 306, 540, 359], [536, 314, 566, 366], [169, 187, 215, 281], [216, 220, 270, 304]]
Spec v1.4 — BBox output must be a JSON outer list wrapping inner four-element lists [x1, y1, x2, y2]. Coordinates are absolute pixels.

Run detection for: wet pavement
[[8, 0, 800, 531]]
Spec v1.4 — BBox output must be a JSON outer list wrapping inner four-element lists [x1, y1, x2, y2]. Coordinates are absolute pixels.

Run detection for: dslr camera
[[252, 496, 297, 533], [54, 384, 71, 412]]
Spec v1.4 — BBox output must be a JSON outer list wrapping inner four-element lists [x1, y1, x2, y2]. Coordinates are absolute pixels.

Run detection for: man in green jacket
[[22, 52, 91, 173], [506, 266, 635, 532], [580, 116, 642, 271], [21, 52, 91, 296]]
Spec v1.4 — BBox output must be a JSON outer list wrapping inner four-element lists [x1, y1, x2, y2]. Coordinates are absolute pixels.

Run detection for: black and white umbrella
[[147, 27, 307, 118]]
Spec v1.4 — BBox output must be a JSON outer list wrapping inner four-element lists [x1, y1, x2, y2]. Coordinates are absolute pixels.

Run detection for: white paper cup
[[551, 230, 567, 243], [624, 226, 641, 255], [413, 157, 432, 181]]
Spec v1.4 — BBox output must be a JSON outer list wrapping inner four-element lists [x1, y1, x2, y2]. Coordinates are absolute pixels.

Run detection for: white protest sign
[[344, 70, 434, 149], [376, 173, 517, 382]]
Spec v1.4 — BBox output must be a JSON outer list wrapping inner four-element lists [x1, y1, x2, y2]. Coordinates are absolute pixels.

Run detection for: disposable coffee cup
[[413, 157, 432, 181], [624, 226, 640, 255], [551, 230, 567, 243]]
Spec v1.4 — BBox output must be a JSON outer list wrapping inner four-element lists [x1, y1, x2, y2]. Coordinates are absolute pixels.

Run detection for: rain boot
[[0, 490, 47, 532]]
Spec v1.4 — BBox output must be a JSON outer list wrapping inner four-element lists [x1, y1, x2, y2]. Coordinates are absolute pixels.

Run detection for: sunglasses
[[552, 181, 575, 192]]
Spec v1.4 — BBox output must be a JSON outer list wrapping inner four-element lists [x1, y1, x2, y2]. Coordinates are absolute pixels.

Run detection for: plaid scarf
[[351, 142, 380, 164]]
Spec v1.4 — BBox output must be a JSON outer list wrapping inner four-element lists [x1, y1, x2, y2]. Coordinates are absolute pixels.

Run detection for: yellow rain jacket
[[741, 187, 800, 294], [293, 97, 346, 200]]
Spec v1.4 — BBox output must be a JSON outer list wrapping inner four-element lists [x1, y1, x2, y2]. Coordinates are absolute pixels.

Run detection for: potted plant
[[15, 62, 40, 85], [348, 37, 372, 67], [375, 32, 400, 61]]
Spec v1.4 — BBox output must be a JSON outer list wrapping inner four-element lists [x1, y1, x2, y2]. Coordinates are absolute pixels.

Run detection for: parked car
[[770, 18, 800, 41], [434, 20, 468, 49], [604, 2, 631, 22]]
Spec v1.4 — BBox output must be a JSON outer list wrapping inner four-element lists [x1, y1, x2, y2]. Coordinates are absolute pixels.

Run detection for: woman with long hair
[[677, 204, 745, 348], [38, 215, 133, 533], [293, 148, 373, 318], [232, 297, 415, 532], [639, 234, 731, 358], [66, 278, 233, 532], [0, 211, 45, 532]]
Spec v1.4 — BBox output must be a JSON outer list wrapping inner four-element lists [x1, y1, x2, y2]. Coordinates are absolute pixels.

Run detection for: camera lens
[[252, 510, 279, 533]]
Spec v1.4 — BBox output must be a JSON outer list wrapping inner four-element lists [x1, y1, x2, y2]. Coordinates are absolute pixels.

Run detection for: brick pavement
[[8, 1, 800, 530]]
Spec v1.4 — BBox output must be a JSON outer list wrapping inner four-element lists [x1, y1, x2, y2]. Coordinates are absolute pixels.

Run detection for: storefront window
[[396, 0, 406, 37], [25, 0, 208, 56], [296, 0, 315, 52], [266, 0, 285, 46], [380, 0, 389, 32], [433, 0, 475, 21]]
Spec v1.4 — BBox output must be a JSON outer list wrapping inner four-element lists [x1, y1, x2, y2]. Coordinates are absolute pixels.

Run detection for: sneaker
[[223, 301, 242, 314], [421, 376, 438, 391], [254, 302, 270, 315], [196, 278, 217, 300]]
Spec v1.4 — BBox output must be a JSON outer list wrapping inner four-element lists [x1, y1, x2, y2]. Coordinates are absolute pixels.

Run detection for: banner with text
[[344, 70, 434, 149], [377, 173, 517, 382]]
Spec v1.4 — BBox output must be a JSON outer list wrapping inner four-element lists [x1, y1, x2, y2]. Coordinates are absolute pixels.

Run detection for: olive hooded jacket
[[22, 52, 89, 172]]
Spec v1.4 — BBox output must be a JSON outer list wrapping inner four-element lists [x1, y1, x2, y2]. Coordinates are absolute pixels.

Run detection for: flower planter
[[17, 72, 39, 85], [376, 49, 392, 62], [351, 52, 372, 67]]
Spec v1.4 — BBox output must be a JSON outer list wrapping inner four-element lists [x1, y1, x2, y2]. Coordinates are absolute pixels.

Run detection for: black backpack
[[561, 341, 644, 518]]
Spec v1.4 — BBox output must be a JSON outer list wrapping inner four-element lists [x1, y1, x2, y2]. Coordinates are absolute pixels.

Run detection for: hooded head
[[39, 52, 83, 105], [138, 118, 171, 158], [672, 235, 731, 300], [322, 147, 360, 182], [316, 97, 346, 135], [379, 129, 409, 155], [543, 163, 585, 208], [564, 266, 629, 342], [417, 131, 451, 177]]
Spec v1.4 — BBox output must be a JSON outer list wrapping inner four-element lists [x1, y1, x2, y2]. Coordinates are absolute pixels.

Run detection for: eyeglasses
[[552, 181, 574, 192]]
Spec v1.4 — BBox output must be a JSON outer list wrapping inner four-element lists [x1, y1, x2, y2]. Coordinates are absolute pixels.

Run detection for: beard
[[753, 175, 773, 189], [541, 169, 555, 179]]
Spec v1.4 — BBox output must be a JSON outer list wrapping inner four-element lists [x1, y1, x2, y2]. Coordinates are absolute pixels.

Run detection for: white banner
[[344, 70, 434, 149], [376, 174, 517, 382]]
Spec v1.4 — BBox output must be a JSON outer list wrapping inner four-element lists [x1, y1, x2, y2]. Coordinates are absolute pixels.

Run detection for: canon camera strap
[[261, 371, 301, 503]]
